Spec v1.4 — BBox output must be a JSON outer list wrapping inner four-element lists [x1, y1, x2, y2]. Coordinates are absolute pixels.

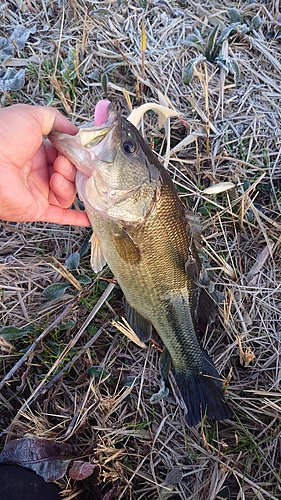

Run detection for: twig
[[18, 282, 115, 410], [32, 322, 109, 405], [0, 296, 80, 392]]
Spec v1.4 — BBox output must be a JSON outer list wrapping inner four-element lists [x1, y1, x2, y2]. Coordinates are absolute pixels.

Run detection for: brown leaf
[[69, 460, 101, 482], [0, 436, 72, 482]]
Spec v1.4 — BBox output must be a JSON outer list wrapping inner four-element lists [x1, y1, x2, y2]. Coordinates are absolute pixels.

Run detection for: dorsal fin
[[185, 256, 225, 331], [184, 206, 202, 249], [195, 278, 225, 332], [185, 255, 200, 283]]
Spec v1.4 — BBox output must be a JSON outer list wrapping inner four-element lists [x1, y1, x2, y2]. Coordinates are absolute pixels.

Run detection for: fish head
[[49, 105, 161, 223]]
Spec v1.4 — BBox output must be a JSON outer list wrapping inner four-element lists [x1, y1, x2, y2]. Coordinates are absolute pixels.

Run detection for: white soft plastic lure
[[127, 103, 179, 128]]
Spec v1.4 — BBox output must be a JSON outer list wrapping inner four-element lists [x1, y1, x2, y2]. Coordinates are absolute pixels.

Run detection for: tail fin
[[173, 352, 232, 427]]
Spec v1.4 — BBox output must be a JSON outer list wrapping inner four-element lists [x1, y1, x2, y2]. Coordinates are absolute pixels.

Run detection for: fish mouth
[[48, 104, 119, 177], [78, 103, 118, 150]]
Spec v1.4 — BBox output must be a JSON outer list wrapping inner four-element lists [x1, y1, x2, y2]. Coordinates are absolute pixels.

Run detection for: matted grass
[[0, 1, 281, 499]]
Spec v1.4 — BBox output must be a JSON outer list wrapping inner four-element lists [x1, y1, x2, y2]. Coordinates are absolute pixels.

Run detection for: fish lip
[[79, 106, 118, 148], [48, 105, 118, 149], [48, 106, 119, 173]]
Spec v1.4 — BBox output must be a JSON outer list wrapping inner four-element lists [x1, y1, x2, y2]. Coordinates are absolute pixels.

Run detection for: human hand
[[0, 104, 90, 225]]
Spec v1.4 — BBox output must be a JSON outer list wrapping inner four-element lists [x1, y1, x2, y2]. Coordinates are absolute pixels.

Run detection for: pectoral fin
[[125, 301, 152, 342], [111, 225, 140, 264], [90, 232, 107, 272]]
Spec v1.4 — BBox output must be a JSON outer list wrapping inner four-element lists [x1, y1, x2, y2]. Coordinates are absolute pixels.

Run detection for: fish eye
[[122, 138, 137, 155]]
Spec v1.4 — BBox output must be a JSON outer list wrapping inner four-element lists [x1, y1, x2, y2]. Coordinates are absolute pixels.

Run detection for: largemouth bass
[[49, 103, 232, 426]]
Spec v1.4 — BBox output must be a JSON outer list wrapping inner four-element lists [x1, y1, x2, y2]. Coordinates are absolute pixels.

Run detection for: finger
[[49, 172, 76, 208], [0, 104, 77, 166], [43, 140, 58, 165], [38, 106, 78, 136], [38, 206, 91, 226], [52, 154, 77, 182]]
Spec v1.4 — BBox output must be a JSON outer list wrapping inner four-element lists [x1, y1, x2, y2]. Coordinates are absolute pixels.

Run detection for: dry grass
[[0, 1, 281, 499]]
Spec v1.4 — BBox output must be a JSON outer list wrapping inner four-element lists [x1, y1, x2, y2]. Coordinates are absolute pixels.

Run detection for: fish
[[49, 103, 232, 426]]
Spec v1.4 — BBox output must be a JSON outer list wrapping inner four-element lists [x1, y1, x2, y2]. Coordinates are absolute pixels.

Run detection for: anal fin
[[149, 347, 171, 404], [159, 347, 171, 384]]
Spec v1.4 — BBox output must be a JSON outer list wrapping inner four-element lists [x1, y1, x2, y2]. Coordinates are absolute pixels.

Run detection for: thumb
[[38, 106, 78, 136]]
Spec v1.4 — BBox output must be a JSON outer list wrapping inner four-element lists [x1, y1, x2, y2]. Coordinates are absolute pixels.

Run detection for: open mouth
[[48, 102, 118, 176], [79, 102, 117, 149]]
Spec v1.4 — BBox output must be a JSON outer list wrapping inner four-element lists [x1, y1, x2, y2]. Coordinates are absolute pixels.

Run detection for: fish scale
[[49, 106, 233, 427]]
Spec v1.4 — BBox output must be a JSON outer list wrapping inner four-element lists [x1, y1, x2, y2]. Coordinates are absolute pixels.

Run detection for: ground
[[0, 1, 281, 499]]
